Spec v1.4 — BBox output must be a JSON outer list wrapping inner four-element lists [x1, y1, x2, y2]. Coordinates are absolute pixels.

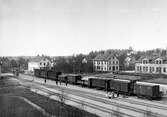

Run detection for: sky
[[0, 0, 167, 56]]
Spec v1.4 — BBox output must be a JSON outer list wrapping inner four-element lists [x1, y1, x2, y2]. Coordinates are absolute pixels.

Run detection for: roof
[[113, 79, 131, 82], [136, 55, 167, 63], [29, 56, 51, 63], [136, 81, 159, 86], [94, 52, 117, 61]]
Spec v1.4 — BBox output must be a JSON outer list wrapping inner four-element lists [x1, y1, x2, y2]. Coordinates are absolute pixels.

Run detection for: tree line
[[0, 48, 166, 73]]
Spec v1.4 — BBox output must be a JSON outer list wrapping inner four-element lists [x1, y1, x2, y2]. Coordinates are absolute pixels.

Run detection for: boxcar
[[58, 74, 68, 82], [89, 77, 111, 91], [47, 70, 61, 80], [110, 79, 135, 95], [67, 74, 82, 85], [39, 69, 48, 78], [34, 69, 41, 77], [134, 82, 161, 100]]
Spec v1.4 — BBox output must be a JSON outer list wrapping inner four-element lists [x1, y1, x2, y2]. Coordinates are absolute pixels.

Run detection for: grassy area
[[0, 77, 99, 117], [0, 96, 45, 117]]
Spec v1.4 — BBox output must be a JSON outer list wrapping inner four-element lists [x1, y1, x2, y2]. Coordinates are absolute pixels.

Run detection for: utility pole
[[0, 61, 2, 78]]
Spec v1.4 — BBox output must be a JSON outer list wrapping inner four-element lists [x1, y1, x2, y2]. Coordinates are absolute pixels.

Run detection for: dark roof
[[94, 52, 117, 60]]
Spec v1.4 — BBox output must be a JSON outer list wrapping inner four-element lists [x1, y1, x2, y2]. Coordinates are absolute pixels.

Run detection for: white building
[[28, 57, 52, 72], [93, 53, 119, 72], [135, 56, 167, 74]]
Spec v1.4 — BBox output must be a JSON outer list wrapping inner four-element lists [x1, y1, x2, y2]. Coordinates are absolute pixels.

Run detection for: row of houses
[[27, 53, 167, 75], [92, 52, 167, 75]]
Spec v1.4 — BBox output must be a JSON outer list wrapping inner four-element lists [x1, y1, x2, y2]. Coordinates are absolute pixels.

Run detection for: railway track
[[28, 78, 167, 112], [18, 77, 167, 117], [36, 85, 167, 117]]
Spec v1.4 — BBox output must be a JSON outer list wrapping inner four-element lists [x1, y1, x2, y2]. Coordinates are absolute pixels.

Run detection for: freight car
[[47, 70, 61, 81], [34, 69, 41, 77], [134, 82, 161, 100], [67, 74, 82, 85], [88, 77, 111, 91], [110, 79, 136, 95], [58, 74, 68, 83], [39, 69, 48, 78]]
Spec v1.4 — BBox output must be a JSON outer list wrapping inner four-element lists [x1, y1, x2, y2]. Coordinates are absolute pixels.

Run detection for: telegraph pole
[[0, 61, 2, 78]]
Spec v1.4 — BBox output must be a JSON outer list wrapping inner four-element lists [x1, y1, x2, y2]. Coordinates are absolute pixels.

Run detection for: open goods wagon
[[67, 74, 82, 85], [110, 79, 135, 95], [134, 82, 161, 100], [47, 70, 61, 80], [89, 77, 111, 91]]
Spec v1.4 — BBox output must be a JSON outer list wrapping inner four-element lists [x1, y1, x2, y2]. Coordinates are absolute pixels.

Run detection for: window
[[113, 61, 115, 64], [116, 66, 119, 70], [156, 60, 158, 64], [146, 67, 148, 72], [159, 60, 162, 64], [40, 62, 42, 65], [152, 67, 154, 72], [164, 67, 166, 72], [137, 66, 139, 71], [113, 66, 115, 71], [109, 67, 111, 70], [143, 66, 145, 71], [140, 66, 142, 71], [44, 63, 45, 66], [156, 67, 159, 72]]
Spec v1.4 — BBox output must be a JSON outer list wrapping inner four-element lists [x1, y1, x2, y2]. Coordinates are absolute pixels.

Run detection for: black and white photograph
[[1, 0, 167, 117]]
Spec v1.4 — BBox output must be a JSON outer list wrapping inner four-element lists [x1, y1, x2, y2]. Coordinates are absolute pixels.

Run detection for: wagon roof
[[82, 76, 98, 81], [68, 74, 81, 77], [136, 81, 159, 86], [59, 74, 68, 77], [113, 78, 131, 82]]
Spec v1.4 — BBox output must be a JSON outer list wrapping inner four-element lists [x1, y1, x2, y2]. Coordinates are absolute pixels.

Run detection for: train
[[34, 69, 162, 100]]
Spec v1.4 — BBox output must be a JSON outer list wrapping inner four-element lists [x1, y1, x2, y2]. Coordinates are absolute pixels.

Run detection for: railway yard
[[12, 73, 167, 117]]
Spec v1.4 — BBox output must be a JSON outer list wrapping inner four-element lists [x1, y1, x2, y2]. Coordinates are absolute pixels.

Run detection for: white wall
[[28, 62, 39, 71]]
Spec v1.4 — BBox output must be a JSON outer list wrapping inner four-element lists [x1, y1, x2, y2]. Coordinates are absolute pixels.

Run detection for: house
[[28, 56, 52, 72], [93, 52, 119, 72], [135, 56, 167, 74]]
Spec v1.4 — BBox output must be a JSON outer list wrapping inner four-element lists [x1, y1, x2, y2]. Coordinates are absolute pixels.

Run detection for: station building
[[135, 56, 167, 74], [28, 56, 52, 72], [93, 52, 119, 72]]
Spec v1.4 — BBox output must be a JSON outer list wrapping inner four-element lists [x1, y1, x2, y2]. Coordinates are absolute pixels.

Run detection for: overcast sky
[[0, 0, 167, 56]]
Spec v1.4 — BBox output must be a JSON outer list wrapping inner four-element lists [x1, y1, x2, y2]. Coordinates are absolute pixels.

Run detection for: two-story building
[[135, 56, 167, 74], [93, 53, 119, 72], [28, 56, 52, 72]]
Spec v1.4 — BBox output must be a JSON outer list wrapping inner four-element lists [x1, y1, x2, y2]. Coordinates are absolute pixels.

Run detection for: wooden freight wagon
[[67, 74, 82, 85], [47, 70, 61, 80], [89, 77, 111, 91], [110, 79, 135, 95], [40, 69, 48, 78], [134, 82, 161, 100], [34, 69, 41, 77], [58, 74, 68, 82]]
